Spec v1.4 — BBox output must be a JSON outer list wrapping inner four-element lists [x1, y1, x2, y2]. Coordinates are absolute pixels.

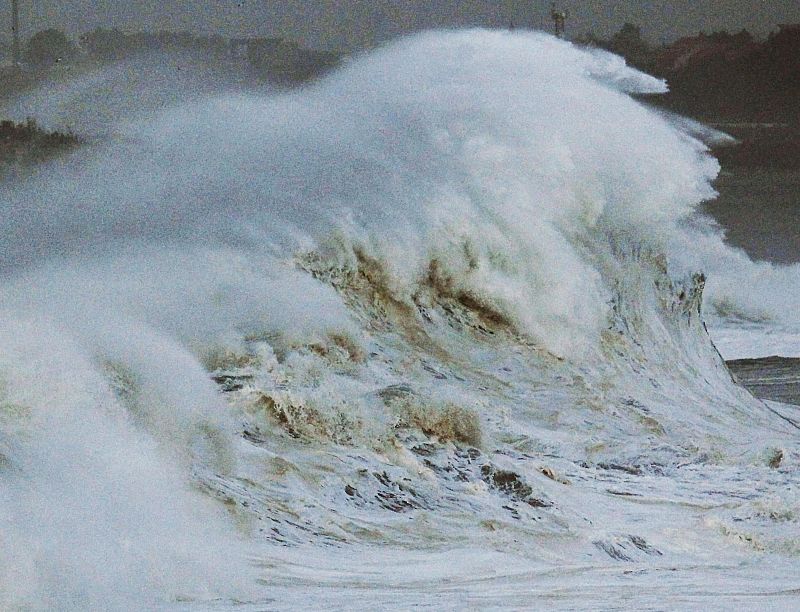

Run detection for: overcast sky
[[5, 1, 800, 50]]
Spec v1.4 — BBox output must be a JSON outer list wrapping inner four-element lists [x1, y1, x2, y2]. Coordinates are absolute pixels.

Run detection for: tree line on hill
[[0, 118, 80, 177]]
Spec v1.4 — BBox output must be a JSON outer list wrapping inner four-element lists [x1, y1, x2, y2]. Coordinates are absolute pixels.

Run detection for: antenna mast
[[11, 0, 20, 66], [551, 3, 567, 38]]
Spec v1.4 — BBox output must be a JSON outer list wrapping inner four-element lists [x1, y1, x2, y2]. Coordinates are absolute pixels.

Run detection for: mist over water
[[1, 51, 262, 138], [1, 29, 799, 609]]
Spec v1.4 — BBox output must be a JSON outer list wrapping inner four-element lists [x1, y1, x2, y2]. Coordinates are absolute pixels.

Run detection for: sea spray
[[0, 29, 798, 608]]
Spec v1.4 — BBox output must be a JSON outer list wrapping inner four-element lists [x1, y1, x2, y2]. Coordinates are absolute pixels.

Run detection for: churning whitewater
[[0, 30, 798, 609]]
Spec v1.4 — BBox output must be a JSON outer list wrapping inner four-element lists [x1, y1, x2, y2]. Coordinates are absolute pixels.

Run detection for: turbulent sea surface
[[0, 30, 798, 610]]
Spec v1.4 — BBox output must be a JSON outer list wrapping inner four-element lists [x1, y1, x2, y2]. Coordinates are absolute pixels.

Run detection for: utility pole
[[11, 0, 20, 66]]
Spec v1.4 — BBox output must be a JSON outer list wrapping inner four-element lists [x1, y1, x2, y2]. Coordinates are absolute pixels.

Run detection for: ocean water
[[0, 30, 798, 610]]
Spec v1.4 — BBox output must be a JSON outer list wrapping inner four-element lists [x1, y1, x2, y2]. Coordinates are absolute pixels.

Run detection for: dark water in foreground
[[727, 356, 800, 406]]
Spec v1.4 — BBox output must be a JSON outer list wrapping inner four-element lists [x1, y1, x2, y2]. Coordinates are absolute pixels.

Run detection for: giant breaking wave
[[1, 30, 798, 609]]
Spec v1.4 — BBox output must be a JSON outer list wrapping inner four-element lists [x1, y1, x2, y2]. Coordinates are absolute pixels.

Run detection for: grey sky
[[4, 1, 800, 50]]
